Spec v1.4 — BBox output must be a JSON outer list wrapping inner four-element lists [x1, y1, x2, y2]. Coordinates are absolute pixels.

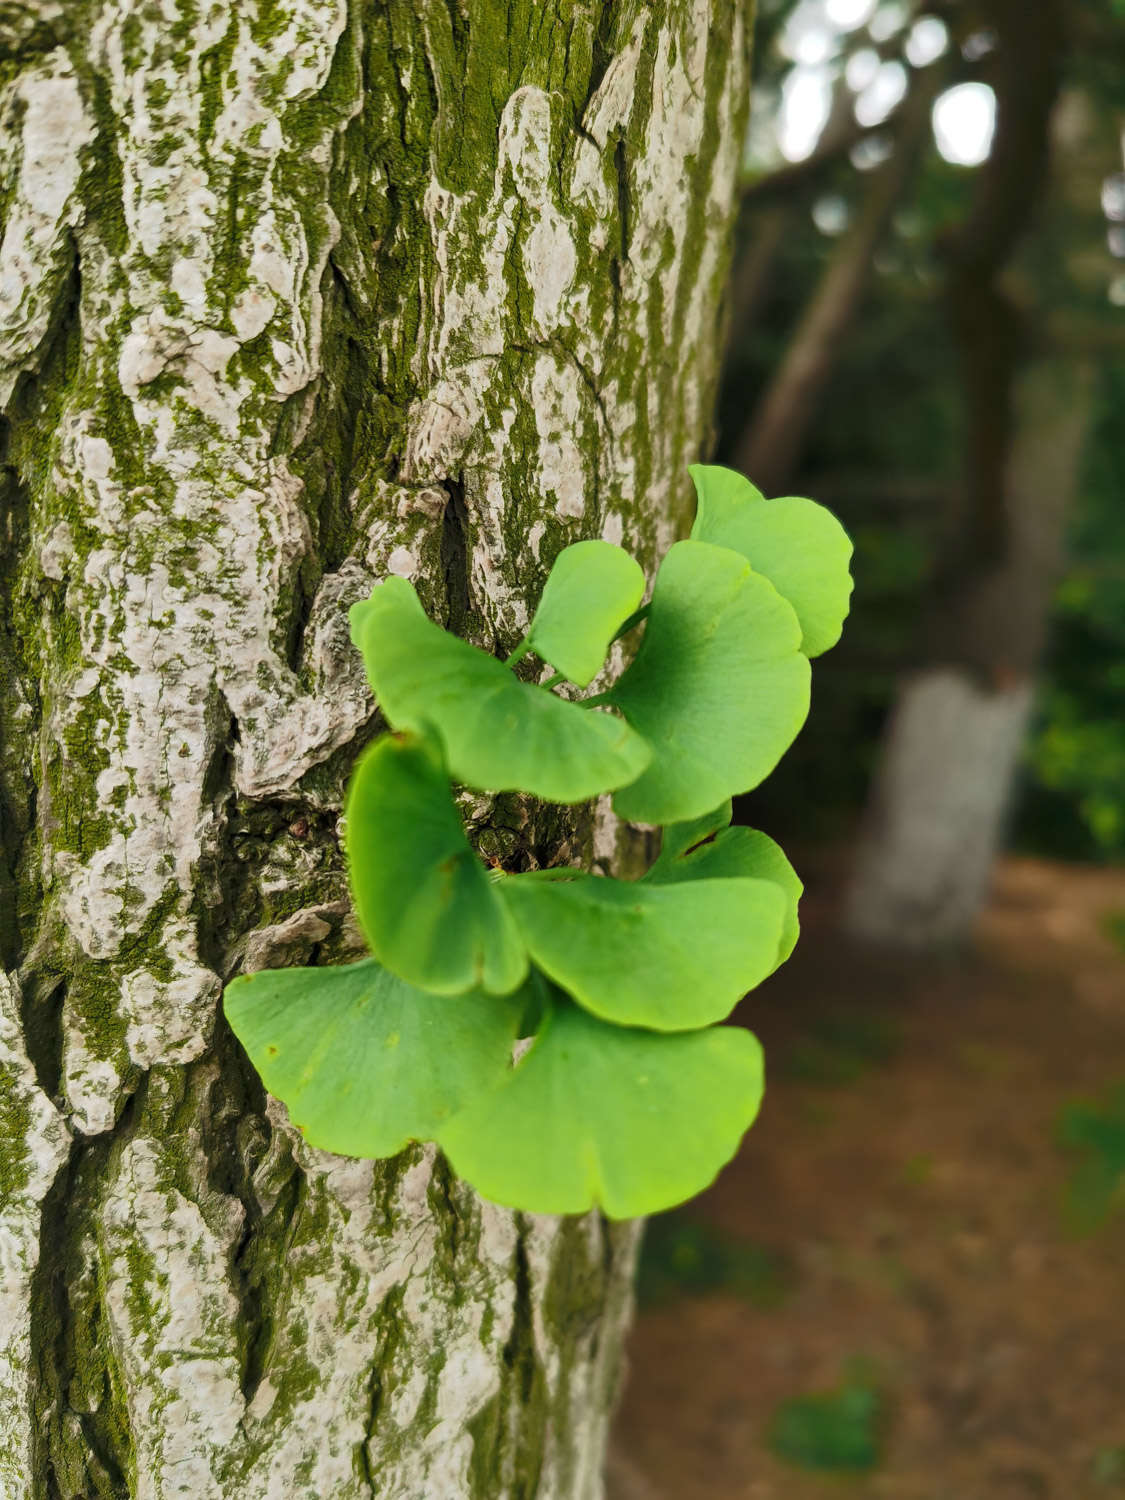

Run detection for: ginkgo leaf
[[223, 959, 524, 1158], [345, 732, 527, 995], [689, 464, 853, 657], [438, 995, 766, 1218], [350, 578, 650, 802], [647, 820, 803, 970], [656, 800, 734, 862], [499, 871, 785, 1029], [525, 539, 646, 686], [609, 540, 810, 824]]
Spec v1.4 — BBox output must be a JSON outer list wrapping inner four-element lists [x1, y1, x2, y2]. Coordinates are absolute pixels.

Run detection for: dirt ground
[[610, 857, 1125, 1500]]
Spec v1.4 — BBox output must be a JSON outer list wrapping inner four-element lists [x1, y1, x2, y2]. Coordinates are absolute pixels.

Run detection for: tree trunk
[[0, 4, 751, 1495], [843, 356, 1095, 947]]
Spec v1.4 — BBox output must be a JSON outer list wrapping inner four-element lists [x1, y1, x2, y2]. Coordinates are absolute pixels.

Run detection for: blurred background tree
[[613, 14, 1125, 1495], [718, 0, 1125, 945]]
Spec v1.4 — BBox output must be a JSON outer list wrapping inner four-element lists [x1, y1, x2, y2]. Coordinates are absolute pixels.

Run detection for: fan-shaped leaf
[[345, 732, 527, 995], [438, 996, 765, 1218], [609, 541, 810, 824], [350, 579, 650, 802], [525, 540, 646, 686], [647, 821, 803, 970], [657, 800, 734, 862], [224, 959, 524, 1157], [500, 871, 785, 1029], [689, 464, 853, 657]]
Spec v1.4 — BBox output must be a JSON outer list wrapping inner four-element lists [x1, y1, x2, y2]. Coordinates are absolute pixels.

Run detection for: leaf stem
[[610, 602, 651, 642], [580, 691, 614, 708], [540, 671, 566, 691], [504, 637, 533, 669]]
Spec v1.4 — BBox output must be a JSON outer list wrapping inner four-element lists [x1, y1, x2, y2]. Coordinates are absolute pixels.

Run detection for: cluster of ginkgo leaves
[[224, 466, 853, 1219]]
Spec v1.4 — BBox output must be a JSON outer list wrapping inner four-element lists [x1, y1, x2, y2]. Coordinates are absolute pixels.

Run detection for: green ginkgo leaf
[[223, 959, 524, 1157], [438, 995, 765, 1218], [657, 800, 734, 862], [345, 732, 527, 995], [350, 578, 651, 802], [608, 540, 810, 824], [689, 464, 853, 657], [499, 871, 785, 1029], [647, 818, 803, 970], [525, 540, 646, 686]]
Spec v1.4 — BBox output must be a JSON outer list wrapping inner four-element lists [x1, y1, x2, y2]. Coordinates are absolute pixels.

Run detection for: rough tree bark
[[0, 3, 751, 1495]]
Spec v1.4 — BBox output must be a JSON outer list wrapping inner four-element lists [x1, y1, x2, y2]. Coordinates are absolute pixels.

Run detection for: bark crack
[[17, 973, 65, 1109], [439, 475, 474, 637], [30, 1078, 147, 1500]]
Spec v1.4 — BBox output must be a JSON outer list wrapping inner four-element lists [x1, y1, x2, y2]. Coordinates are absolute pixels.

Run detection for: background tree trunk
[[841, 0, 1073, 950], [0, 3, 751, 1495], [840, 22, 1124, 950], [843, 355, 1095, 947]]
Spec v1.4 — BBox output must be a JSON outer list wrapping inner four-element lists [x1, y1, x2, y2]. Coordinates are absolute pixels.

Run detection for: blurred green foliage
[[782, 1008, 902, 1086], [1101, 911, 1125, 954], [1093, 1445, 1125, 1486], [637, 1213, 793, 1309], [769, 1381, 882, 1472], [1056, 1083, 1125, 1235], [1020, 365, 1125, 860], [900, 1151, 935, 1187]]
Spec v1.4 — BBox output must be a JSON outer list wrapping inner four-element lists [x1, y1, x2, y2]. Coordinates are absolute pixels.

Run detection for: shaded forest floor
[[611, 857, 1125, 1500]]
